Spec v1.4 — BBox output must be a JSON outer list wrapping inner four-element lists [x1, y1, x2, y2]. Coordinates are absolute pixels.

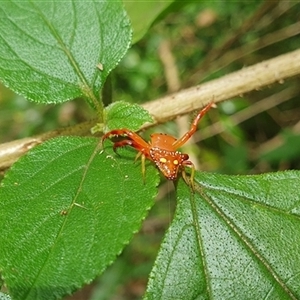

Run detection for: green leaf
[[0, 1, 132, 104], [0, 136, 159, 300], [124, 0, 175, 43], [145, 171, 300, 299], [103, 101, 153, 132]]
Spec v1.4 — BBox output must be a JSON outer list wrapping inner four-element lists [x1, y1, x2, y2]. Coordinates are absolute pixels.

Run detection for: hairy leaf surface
[[0, 137, 158, 300]]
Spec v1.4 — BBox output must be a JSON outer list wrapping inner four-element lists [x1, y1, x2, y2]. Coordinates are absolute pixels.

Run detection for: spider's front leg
[[102, 129, 149, 147], [172, 102, 214, 149], [111, 139, 149, 180], [102, 129, 151, 180]]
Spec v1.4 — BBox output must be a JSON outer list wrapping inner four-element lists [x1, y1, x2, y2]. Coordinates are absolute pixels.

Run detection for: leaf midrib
[[29, 1, 101, 110], [23, 139, 102, 300], [197, 184, 298, 300]]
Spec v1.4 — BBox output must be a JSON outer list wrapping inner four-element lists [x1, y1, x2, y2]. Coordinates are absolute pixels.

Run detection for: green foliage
[[103, 101, 153, 132], [145, 171, 300, 299], [0, 0, 300, 299], [0, 1, 131, 109], [124, 0, 176, 43], [0, 137, 159, 299]]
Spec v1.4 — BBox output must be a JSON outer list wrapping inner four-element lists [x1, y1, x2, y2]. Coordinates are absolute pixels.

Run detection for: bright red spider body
[[102, 102, 213, 183]]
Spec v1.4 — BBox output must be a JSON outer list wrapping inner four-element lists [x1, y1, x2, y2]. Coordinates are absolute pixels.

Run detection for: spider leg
[[134, 151, 146, 182], [141, 153, 146, 183], [172, 102, 214, 149], [102, 129, 150, 150], [182, 160, 195, 190], [111, 139, 136, 154], [103, 135, 150, 182]]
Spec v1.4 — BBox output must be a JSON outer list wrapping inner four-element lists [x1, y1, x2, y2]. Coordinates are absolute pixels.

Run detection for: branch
[[0, 120, 96, 171], [143, 48, 300, 123], [1, 48, 300, 171]]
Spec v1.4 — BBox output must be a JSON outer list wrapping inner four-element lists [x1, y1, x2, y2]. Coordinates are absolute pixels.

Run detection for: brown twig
[[143, 48, 300, 123], [0, 120, 96, 171], [193, 86, 300, 142], [1, 48, 300, 171], [158, 38, 201, 170]]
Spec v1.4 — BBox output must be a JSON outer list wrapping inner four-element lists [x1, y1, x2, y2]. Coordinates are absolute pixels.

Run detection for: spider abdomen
[[149, 147, 189, 180]]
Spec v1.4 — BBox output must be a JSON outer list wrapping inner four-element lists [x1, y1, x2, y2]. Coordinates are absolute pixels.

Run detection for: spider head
[[149, 148, 189, 180]]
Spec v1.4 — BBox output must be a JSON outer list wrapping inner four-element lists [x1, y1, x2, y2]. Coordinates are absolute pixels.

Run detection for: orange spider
[[102, 102, 214, 187]]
